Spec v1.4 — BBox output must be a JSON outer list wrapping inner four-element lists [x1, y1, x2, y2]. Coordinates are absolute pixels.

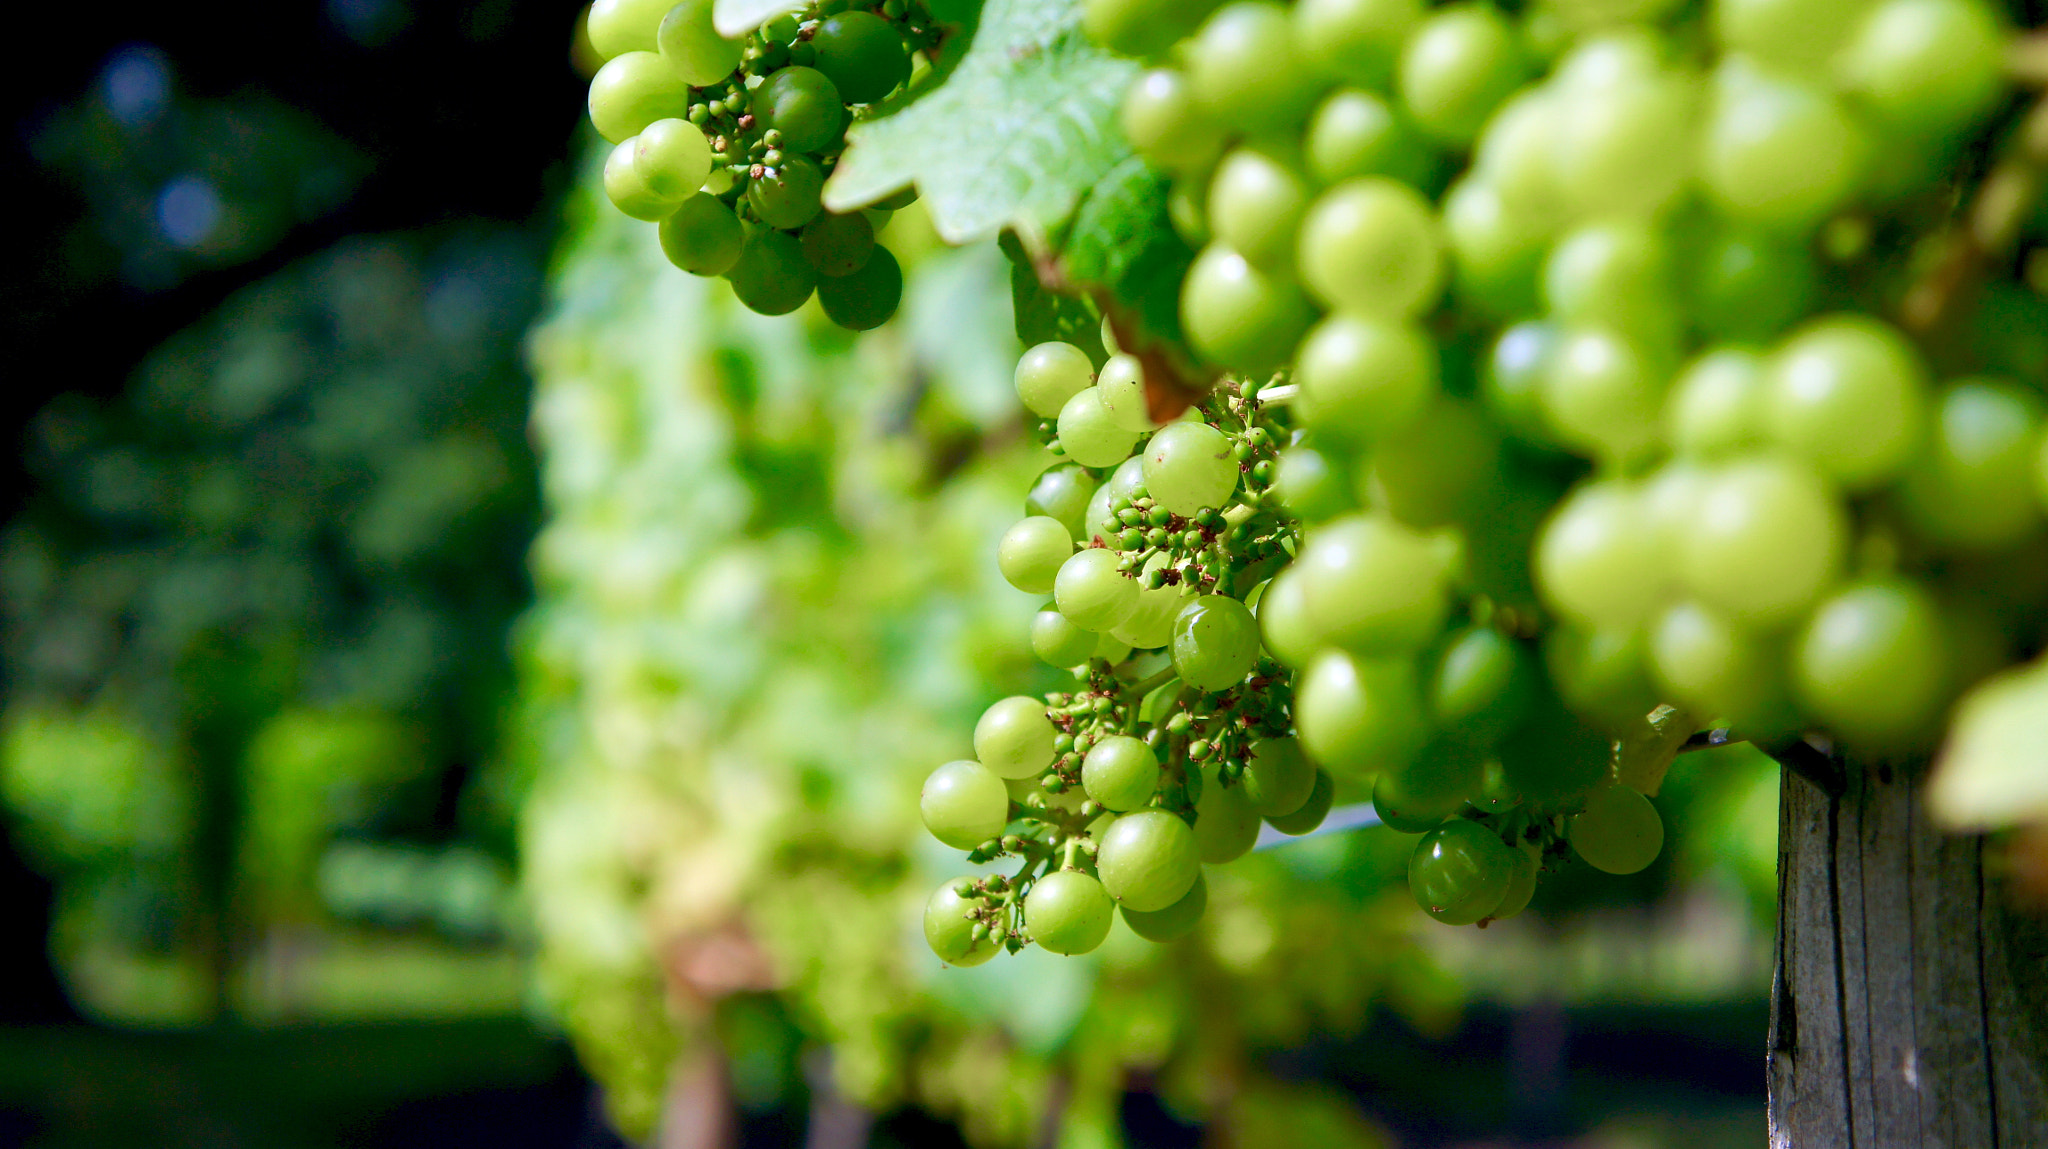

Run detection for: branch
[[1757, 735, 1848, 799], [1901, 90, 2048, 332]]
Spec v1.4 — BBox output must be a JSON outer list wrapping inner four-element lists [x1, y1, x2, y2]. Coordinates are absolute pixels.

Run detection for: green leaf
[[713, 0, 805, 38], [1929, 654, 2048, 830], [999, 231, 1101, 359], [824, 0, 1139, 242], [1057, 154, 1195, 349]]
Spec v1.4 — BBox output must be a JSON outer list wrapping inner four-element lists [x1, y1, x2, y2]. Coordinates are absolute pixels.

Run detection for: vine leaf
[[1928, 654, 2048, 831], [713, 0, 805, 38]]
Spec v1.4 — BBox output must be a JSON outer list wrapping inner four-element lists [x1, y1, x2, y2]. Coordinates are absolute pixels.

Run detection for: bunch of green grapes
[[914, 0, 2045, 935], [584, 0, 935, 326]]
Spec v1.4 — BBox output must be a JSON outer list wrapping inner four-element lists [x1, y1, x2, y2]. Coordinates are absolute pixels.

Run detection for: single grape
[[1473, 88, 1565, 224], [1054, 547, 1139, 633], [604, 138, 684, 221], [817, 244, 901, 330], [1123, 68, 1226, 173], [921, 759, 1011, 849], [1240, 737, 1315, 817], [1686, 228, 1817, 342], [1679, 457, 1846, 628], [1295, 0, 1423, 89], [1568, 784, 1664, 875], [1095, 632, 1135, 665], [799, 212, 875, 277], [974, 696, 1056, 781], [1265, 768, 1335, 834], [656, 0, 742, 84], [1016, 342, 1096, 418], [756, 66, 845, 154], [1374, 738, 1482, 832], [1272, 445, 1356, 523], [1700, 60, 1869, 232], [1142, 422, 1238, 516], [1793, 578, 1951, 746], [724, 229, 817, 316], [1172, 595, 1261, 693], [1032, 607, 1098, 667], [1255, 568, 1320, 667], [1715, 0, 1871, 75], [1440, 178, 1546, 318], [1899, 380, 2044, 550], [1665, 347, 1766, 459], [1095, 354, 1153, 433], [1208, 147, 1310, 271], [1836, 0, 2004, 135], [658, 193, 745, 275], [1295, 649, 1428, 776], [1540, 326, 1666, 460], [1541, 218, 1675, 340], [588, 0, 674, 58], [1058, 387, 1140, 468], [1082, 736, 1161, 812], [1396, 4, 1527, 145], [1096, 810, 1202, 912], [1027, 869, 1114, 955], [1546, 69, 1696, 218], [1490, 843, 1541, 920], [1649, 599, 1790, 726], [589, 51, 693, 143], [924, 881, 998, 966], [810, 11, 910, 104], [1408, 819, 1515, 924], [1180, 243, 1315, 373], [1293, 514, 1452, 654], [1534, 480, 1665, 629], [634, 117, 713, 201], [1120, 870, 1208, 941], [1305, 88, 1435, 187], [1113, 557, 1194, 649], [1545, 624, 1662, 735], [1429, 625, 1531, 743], [1295, 314, 1437, 445], [1084, 0, 1216, 58], [1481, 320, 1559, 442], [1476, 759, 1521, 813], [1186, 2, 1323, 132], [997, 517, 1075, 595], [1193, 772, 1262, 863], [1296, 178, 1445, 317], [1364, 396, 1501, 528], [1762, 314, 1928, 490], [1026, 464, 1096, 540], [746, 155, 825, 229]]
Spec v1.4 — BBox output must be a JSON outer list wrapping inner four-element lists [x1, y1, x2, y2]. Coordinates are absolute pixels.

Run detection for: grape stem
[[1125, 665, 1180, 701], [1252, 383, 1299, 406]]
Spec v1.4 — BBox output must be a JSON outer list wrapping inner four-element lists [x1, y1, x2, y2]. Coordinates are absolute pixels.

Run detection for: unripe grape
[[1123, 69, 1225, 173], [1255, 568, 1319, 667], [1193, 772, 1261, 863], [657, 193, 744, 275], [1473, 88, 1565, 224], [1058, 387, 1139, 468], [1569, 784, 1664, 875], [1666, 348, 1766, 459], [604, 138, 683, 221], [1793, 578, 1951, 746], [810, 11, 910, 104], [1086, 457, 1147, 541], [1715, 0, 1872, 75], [1187, 2, 1323, 131], [1265, 769, 1335, 834], [1898, 381, 2044, 550], [1027, 870, 1114, 955], [1541, 218, 1675, 340], [1094, 354, 1154, 433], [1026, 464, 1096, 540], [1295, 314, 1437, 444], [1272, 445, 1356, 523], [1649, 600, 1789, 725], [1762, 314, 1928, 490], [974, 696, 1056, 780], [817, 244, 901, 330], [1083, 735, 1161, 812], [1209, 147, 1310, 271], [921, 760, 1011, 849], [1084, 0, 1215, 59], [1016, 342, 1096, 418], [1120, 870, 1208, 941], [1142, 422, 1238, 516], [998, 517, 1075, 595], [1440, 178, 1545, 318], [1295, 0, 1422, 89], [747, 155, 825, 229], [1096, 810, 1202, 912], [1429, 626, 1531, 743], [724, 229, 816, 316], [1364, 396, 1501, 528], [799, 212, 876, 277], [1544, 624, 1660, 735], [634, 117, 713, 201], [1482, 321, 1559, 442], [1700, 61, 1869, 232], [1240, 738, 1315, 817], [588, 0, 674, 59], [1374, 737, 1482, 832], [1032, 607, 1098, 667], [1409, 819, 1514, 924], [1114, 556, 1193, 649], [1054, 547, 1138, 633], [1293, 514, 1452, 654], [656, 0, 742, 84], [1541, 326, 1666, 460], [1306, 88, 1435, 187], [924, 881, 998, 966], [1297, 178, 1444, 317], [1687, 229, 1816, 342], [758, 66, 846, 155], [1172, 595, 1261, 693], [1396, 4, 1527, 146], [589, 51, 693, 143], [1095, 632, 1134, 665], [1535, 480, 1666, 630], [1679, 457, 1846, 628], [1180, 244, 1315, 373], [1296, 649, 1428, 776], [1547, 69, 1697, 219], [1490, 843, 1541, 920], [1837, 0, 2005, 137]]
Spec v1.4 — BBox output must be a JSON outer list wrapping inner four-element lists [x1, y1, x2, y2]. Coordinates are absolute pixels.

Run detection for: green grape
[[1171, 595, 1261, 693], [657, 0, 742, 84], [1546, 68, 1696, 219], [1123, 69, 1226, 174], [724, 229, 817, 316], [1087, 457, 1148, 540], [799, 212, 876, 277], [1113, 558, 1194, 649], [974, 696, 1057, 781], [1305, 88, 1434, 187], [1364, 396, 1500, 528], [1837, 0, 2005, 136], [746, 155, 825, 229], [1272, 445, 1356, 523], [658, 193, 745, 276], [1169, 176, 1212, 245], [1295, 314, 1437, 444], [1497, 692, 1613, 808], [1297, 178, 1444, 317], [1239, 737, 1315, 817], [1095, 354, 1154, 433], [1482, 321, 1559, 442], [1534, 480, 1665, 629], [1568, 784, 1664, 875], [1547, 26, 1666, 90], [1016, 342, 1097, 418], [1142, 422, 1238, 516], [921, 759, 1012, 849], [1266, 768, 1335, 834], [810, 11, 910, 104], [1899, 381, 2044, 550], [588, 0, 674, 59], [1055, 547, 1139, 633], [1540, 326, 1666, 460], [634, 117, 713, 201], [998, 517, 1075, 595], [1096, 632, 1135, 665], [1032, 607, 1098, 667], [1649, 600, 1789, 726], [1026, 464, 1096, 540], [924, 881, 998, 966], [1541, 218, 1675, 340], [1296, 649, 1428, 776], [1187, 2, 1323, 132], [1490, 843, 1541, 920], [756, 66, 845, 154], [1082, 735, 1161, 812], [1026, 870, 1114, 955], [604, 138, 683, 221], [1085, 0, 1216, 58], [1472, 88, 1564, 223], [1408, 819, 1514, 924], [1375, 738, 1483, 832], [817, 244, 901, 330], [1096, 810, 1202, 912], [1714, 0, 1870, 75], [1665, 348, 1766, 459], [1058, 387, 1140, 468], [1295, 0, 1422, 89], [1120, 870, 1208, 941], [1679, 457, 1846, 628], [589, 51, 693, 143], [1430, 625, 1531, 742], [1180, 244, 1315, 373], [1255, 568, 1320, 667], [1193, 771, 1262, 863], [1440, 178, 1546, 318], [1700, 59, 1868, 232], [1686, 228, 1816, 342], [1208, 147, 1311, 271], [1395, 4, 1526, 146], [1476, 758, 1521, 813], [1793, 578, 1951, 745], [1293, 514, 1451, 654], [1544, 624, 1660, 735], [1762, 314, 1928, 490]]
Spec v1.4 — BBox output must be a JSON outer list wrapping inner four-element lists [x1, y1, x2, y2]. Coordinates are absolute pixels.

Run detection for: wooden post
[[1768, 755, 2048, 1146]]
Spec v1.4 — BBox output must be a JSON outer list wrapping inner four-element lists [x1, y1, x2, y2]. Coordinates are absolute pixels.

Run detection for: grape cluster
[[584, 0, 936, 326]]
